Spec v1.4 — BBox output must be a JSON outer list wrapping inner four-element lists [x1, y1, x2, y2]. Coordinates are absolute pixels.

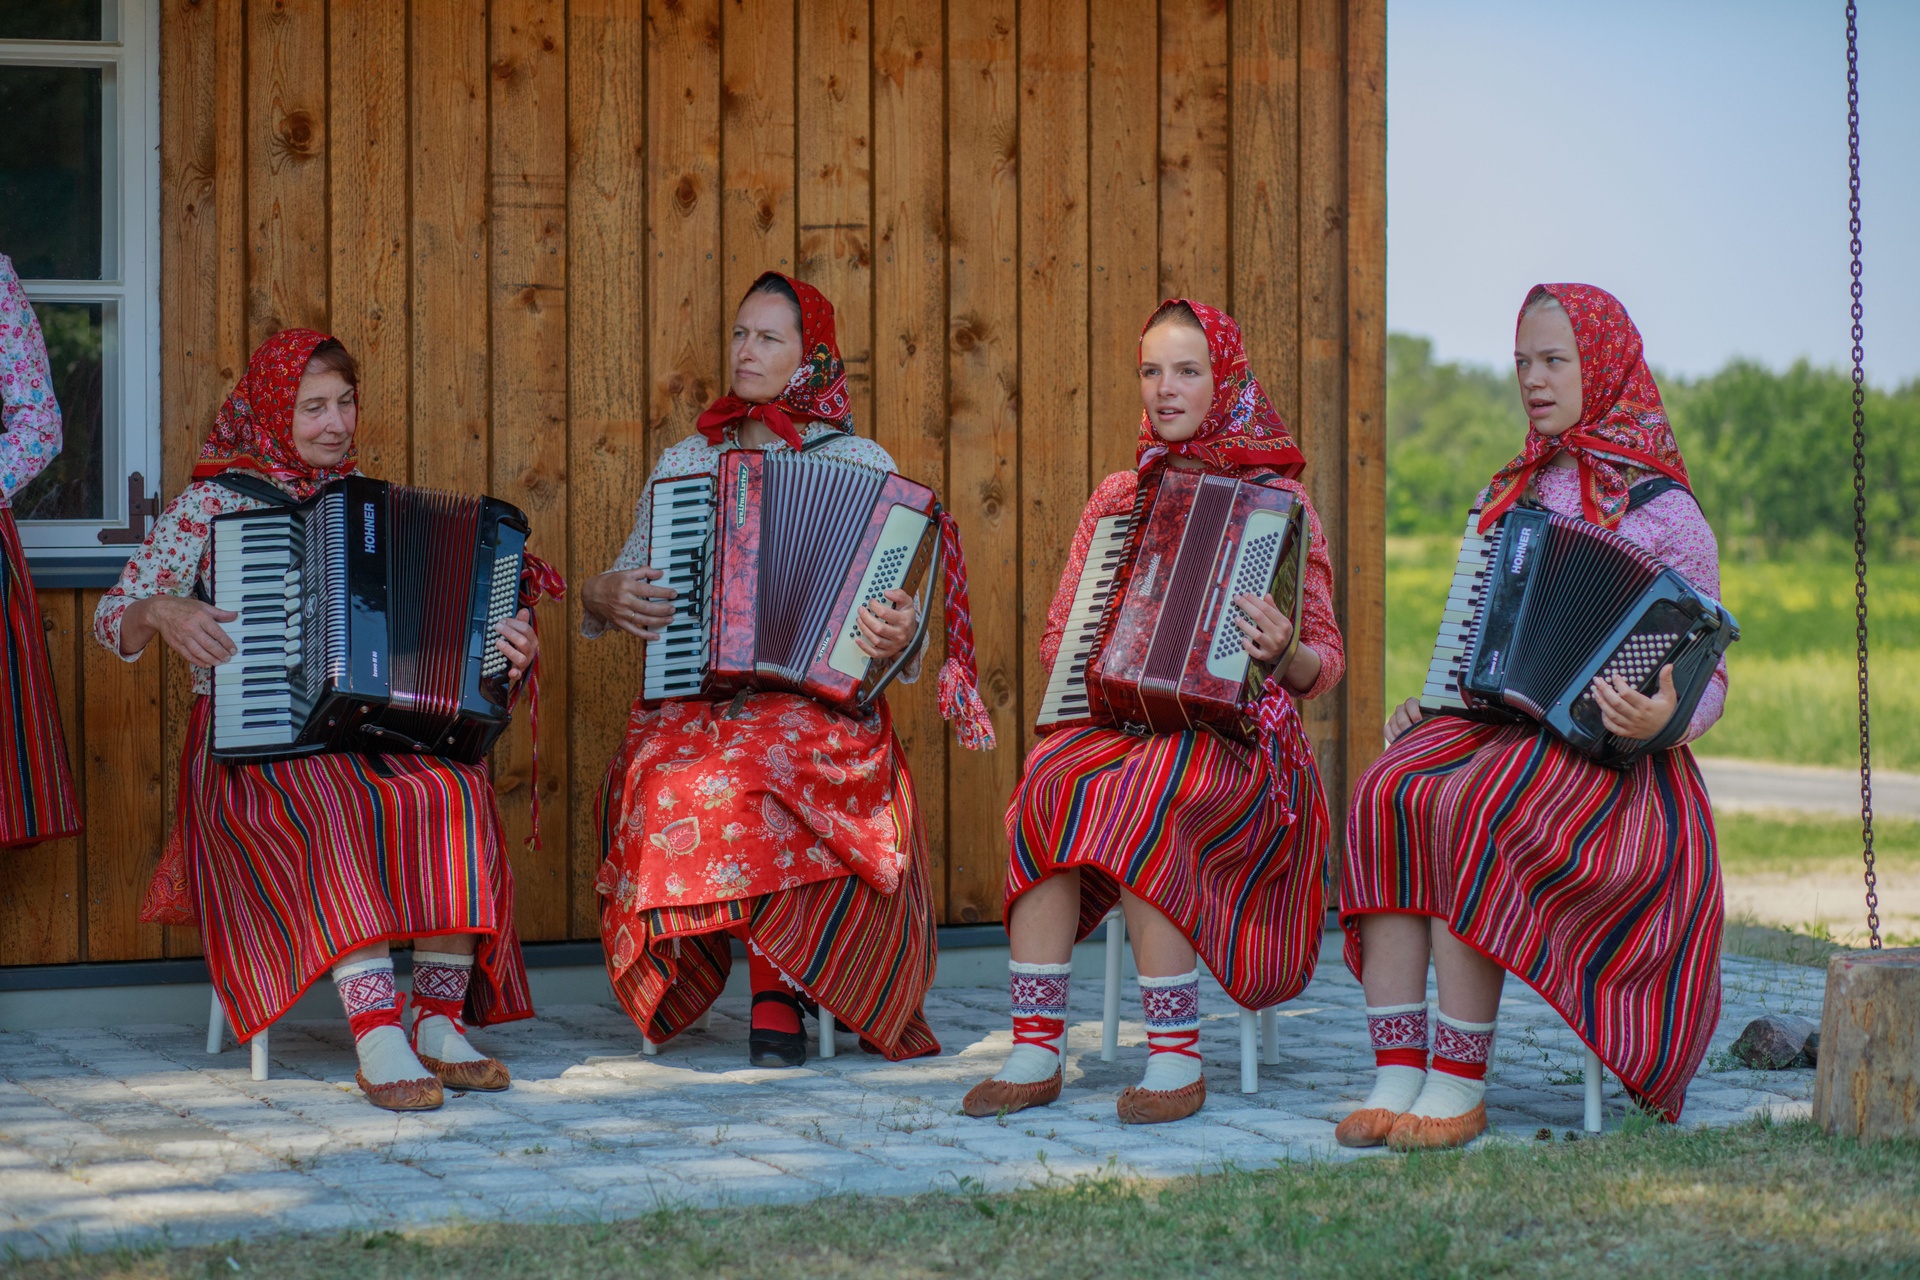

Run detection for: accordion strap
[[204, 469, 302, 507], [1624, 475, 1688, 511]]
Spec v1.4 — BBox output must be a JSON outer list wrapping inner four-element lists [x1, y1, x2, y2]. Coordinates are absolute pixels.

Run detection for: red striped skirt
[[596, 695, 939, 1059], [144, 696, 532, 1041], [1340, 714, 1723, 1120], [0, 509, 81, 848], [1005, 724, 1330, 1011]]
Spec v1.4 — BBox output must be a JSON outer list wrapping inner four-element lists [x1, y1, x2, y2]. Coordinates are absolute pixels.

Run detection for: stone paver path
[[0, 938, 1824, 1257]]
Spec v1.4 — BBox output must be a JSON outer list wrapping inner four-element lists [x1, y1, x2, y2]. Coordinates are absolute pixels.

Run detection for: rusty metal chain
[[1846, 1, 1880, 949]]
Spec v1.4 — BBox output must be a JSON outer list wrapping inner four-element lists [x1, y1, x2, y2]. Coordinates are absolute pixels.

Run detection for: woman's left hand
[[1233, 592, 1294, 664], [494, 608, 538, 683], [1591, 664, 1679, 740], [854, 588, 917, 662]]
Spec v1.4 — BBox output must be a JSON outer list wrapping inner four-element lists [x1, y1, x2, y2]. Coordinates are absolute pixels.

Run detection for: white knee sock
[[993, 960, 1071, 1084], [1360, 1001, 1429, 1113], [1136, 970, 1203, 1093], [334, 957, 429, 1086], [410, 950, 487, 1064], [1405, 1011, 1495, 1120]]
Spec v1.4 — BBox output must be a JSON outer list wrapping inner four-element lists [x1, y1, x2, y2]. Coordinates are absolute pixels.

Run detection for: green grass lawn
[[17, 1119, 1918, 1279], [1716, 811, 1920, 878], [1386, 539, 1920, 771]]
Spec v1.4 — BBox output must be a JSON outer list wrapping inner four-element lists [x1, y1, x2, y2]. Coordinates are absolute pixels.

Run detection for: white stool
[[640, 1007, 715, 1055], [1582, 1045, 1603, 1133], [206, 990, 270, 1081], [1097, 908, 1278, 1094]]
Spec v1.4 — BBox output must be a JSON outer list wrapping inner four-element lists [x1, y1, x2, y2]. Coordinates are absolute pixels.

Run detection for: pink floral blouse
[[0, 254, 61, 505]]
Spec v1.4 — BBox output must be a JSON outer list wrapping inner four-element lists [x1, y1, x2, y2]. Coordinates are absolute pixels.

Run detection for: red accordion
[[643, 449, 940, 713], [1036, 467, 1306, 740]]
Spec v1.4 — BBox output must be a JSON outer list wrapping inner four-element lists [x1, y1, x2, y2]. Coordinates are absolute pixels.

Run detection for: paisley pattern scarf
[[694, 272, 854, 449], [190, 328, 359, 498], [1135, 299, 1305, 480]]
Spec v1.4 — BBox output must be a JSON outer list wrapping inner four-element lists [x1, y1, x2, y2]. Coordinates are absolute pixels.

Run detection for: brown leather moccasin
[[1334, 1107, 1401, 1148], [961, 1069, 1063, 1118], [420, 1054, 511, 1093], [1115, 1076, 1206, 1124], [356, 1071, 445, 1112], [1386, 1102, 1487, 1151]]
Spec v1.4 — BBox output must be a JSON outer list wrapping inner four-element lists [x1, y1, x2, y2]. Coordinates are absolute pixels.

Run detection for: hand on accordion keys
[[853, 588, 918, 663], [493, 607, 538, 684], [1590, 664, 1680, 741], [581, 566, 678, 641]]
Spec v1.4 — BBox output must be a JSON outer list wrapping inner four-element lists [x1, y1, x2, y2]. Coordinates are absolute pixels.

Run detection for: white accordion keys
[[1420, 505, 1494, 711], [1035, 514, 1133, 727], [211, 511, 306, 751], [641, 473, 717, 702]]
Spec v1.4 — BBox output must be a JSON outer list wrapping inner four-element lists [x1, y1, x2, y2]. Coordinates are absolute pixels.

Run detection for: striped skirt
[[1005, 724, 1330, 1011], [0, 509, 81, 848], [1340, 714, 1723, 1120], [595, 697, 940, 1060], [149, 696, 532, 1041]]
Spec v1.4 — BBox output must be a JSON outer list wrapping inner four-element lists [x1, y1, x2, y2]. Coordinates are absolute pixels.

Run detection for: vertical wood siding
[[0, 0, 1385, 964]]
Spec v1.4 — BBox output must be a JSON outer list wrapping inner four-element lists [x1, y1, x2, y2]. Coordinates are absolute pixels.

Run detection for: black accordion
[[209, 476, 529, 763], [1419, 504, 1738, 766]]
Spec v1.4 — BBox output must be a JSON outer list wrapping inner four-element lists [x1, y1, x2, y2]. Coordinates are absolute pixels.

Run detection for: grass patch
[[13, 1120, 1919, 1279], [1721, 919, 1850, 969], [1716, 810, 1920, 878], [1386, 540, 1920, 770]]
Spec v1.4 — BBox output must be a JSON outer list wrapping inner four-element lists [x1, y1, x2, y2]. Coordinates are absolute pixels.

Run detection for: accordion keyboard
[[1420, 506, 1495, 711], [643, 473, 718, 701], [1036, 514, 1133, 726], [211, 509, 319, 750]]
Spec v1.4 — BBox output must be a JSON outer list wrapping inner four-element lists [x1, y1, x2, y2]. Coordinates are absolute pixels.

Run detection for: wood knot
[[278, 111, 317, 157], [674, 174, 700, 214]]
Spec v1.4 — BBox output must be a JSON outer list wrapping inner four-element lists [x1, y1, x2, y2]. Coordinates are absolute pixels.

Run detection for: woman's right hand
[[582, 567, 678, 640], [1384, 696, 1424, 746], [125, 596, 239, 667]]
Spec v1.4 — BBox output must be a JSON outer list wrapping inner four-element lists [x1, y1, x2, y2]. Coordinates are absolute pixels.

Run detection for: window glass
[[12, 301, 105, 521], [0, 1, 104, 42], [0, 65, 104, 280]]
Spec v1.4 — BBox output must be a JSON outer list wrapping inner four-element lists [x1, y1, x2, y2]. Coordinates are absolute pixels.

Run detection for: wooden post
[[1813, 947, 1920, 1142]]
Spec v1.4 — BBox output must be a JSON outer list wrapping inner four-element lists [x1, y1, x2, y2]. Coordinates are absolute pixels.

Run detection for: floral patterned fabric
[[1135, 298, 1305, 479], [693, 272, 854, 450], [0, 254, 61, 505], [1480, 284, 1691, 532], [190, 327, 358, 498]]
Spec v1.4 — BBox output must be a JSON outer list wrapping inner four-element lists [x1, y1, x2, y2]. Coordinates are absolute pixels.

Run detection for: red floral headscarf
[[695, 272, 854, 450], [1136, 300, 1306, 480], [191, 328, 359, 499], [1479, 284, 1691, 533]]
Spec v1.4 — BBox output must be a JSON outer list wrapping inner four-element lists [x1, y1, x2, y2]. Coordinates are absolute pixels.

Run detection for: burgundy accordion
[[642, 448, 940, 713], [1035, 467, 1306, 740]]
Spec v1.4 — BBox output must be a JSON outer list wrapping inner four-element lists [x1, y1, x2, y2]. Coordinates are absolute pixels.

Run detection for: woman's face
[[1138, 321, 1214, 443], [290, 363, 357, 468], [1514, 303, 1584, 438], [729, 291, 805, 403]]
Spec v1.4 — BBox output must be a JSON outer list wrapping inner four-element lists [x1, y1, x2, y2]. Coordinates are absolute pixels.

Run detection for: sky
[[1388, 0, 1920, 385]]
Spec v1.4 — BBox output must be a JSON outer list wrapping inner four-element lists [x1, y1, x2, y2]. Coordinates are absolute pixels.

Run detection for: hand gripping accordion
[[1420, 503, 1739, 767]]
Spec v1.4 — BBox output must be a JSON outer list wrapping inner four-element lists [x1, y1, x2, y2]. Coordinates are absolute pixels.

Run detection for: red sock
[[748, 947, 802, 1035]]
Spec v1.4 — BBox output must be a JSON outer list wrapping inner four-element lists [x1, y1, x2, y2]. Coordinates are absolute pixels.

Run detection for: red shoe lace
[[1146, 1027, 1202, 1060], [1012, 1013, 1065, 1050]]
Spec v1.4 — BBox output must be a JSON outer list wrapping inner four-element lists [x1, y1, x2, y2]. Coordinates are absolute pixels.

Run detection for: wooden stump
[[1813, 947, 1920, 1142]]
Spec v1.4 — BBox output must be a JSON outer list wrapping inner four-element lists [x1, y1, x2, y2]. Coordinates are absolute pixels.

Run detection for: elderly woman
[[0, 251, 81, 848], [96, 328, 550, 1111], [1337, 284, 1727, 1150], [584, 271, 993, 1068]]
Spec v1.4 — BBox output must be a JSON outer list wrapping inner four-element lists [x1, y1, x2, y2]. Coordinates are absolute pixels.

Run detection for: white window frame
[[4, 0, 161, 584]]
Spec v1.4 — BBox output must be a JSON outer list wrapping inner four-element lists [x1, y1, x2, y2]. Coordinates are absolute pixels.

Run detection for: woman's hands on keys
[[582, 567, 678, 641], [1232, 592, 1293, 663], [854, 588, 917, 662], [494, 608, 538, 683], [1384, 697, 1424, 747], [138, 596, 239, 667], [1591, 664, 1679, 740]]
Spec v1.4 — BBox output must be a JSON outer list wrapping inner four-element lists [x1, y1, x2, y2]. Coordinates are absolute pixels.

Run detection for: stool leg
[[250, 1029, 269, 1082], [206, 991, 225, 1056], [1101, 911, 1125, 1062], [820, 1008, 836, 1058], [1240, 1008, 1258, 1093], [694, 1008, 711, 1032], [1583, 1047, 1603, 1133], [1260, 1007, 1279, 1065], [641, 1036, 659, 1056]]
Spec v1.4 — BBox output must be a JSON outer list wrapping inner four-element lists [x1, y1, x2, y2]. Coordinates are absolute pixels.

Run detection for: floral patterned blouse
[[0, 254, 61, 505], [93, 480, 274, 695]]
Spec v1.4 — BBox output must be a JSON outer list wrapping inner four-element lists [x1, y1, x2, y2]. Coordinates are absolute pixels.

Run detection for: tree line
[[1386, 333, 1920, 555]]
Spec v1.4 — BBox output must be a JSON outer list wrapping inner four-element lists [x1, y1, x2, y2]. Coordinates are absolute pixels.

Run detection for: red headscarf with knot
[[191, 328, 360, 499], [1136, 300, 1305, 480], [695, 272, 854, 449], [1478, 283, 1691, 533]]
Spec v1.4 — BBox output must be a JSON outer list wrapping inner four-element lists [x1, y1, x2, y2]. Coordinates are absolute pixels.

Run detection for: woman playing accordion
[[1337, 284, 1729, 1150]]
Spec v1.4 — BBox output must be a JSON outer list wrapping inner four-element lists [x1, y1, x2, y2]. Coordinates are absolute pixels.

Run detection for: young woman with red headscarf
[[94, 329, 551, 1112], [583, 272, 994, 1068], [1336, 284, 1727, 1151], [962, 300, 1345, 1125]]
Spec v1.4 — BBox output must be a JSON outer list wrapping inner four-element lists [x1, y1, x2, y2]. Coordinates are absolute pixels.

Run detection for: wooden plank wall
[[0, 0, 1385, 966]]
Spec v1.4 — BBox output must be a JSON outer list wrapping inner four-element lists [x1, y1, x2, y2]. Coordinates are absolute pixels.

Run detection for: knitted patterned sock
[[1359, 1001, 1429, 1113], [747, 947, 803, 1036], [1406, 1011, 1496, 1120], [333, 958, 426, 1086], [992, 960, 1071, 1085], [1136, 969, 1203, 1093], [410, 950, 486, 1065]]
